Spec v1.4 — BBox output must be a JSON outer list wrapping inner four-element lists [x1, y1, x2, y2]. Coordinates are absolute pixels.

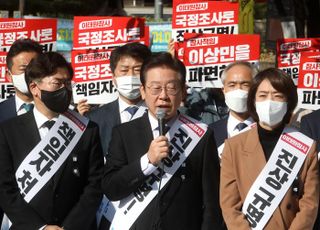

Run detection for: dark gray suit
[[0, 111, 104, 230], [209, 117, 228, 148], [102, 113, 225, 230], [0, 96, 16, 123], [0, 96, 17, 225], [87, 100, 121, 156]]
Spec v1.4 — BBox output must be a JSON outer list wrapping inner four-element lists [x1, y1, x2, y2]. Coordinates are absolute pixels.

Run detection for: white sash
[[106, 114, 207, 230], [242, 126, 313, 230], [15, 109, 88, 203]]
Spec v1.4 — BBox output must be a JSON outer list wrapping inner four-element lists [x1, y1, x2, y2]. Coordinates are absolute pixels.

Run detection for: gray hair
[[220, 61, 258, 85]]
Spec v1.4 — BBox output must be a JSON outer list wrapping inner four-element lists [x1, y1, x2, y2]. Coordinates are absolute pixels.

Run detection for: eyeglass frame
[[145, 82, 182, 96]]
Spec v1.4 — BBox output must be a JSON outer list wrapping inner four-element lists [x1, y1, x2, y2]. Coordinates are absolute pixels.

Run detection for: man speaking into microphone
[[102, 52, 225, 230]]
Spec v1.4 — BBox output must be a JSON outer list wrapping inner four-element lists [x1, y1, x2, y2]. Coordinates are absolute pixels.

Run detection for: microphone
[[156, 108, 166, 136]]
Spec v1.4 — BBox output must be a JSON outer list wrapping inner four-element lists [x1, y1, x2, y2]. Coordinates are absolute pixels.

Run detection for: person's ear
[[6, 70, 12, 83], [140, 84, 146, 100], [29, 82, 40, 98]]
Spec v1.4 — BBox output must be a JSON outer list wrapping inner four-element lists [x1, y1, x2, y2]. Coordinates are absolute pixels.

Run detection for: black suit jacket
[[0, 96, 17, 225], [300, 108, 320, 230], [87, 100, 121, 156], [301, 109, 320, 151], [0, 96, 16, 123], [102, 113, 225, 230], [0, 112, 104, 230], [209, 117, 228, 148]]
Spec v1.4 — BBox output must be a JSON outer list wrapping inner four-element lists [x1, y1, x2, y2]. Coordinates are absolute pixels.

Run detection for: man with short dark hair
[[209, 61, 257, 157], [0, 38, 43, 123], [0, 38, 43, 229], [83, 42, 152, 156], [102, 52, 224, 230], [0, 52, 103, 230]]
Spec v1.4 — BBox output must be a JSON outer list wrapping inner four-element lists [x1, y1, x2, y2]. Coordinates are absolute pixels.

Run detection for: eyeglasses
[[146, 83, 181, 96]]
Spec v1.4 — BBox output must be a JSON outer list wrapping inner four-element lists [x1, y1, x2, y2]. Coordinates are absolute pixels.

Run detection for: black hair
[[109, 42, 151, 73], [25, 52, 73, 87], [6, 38, 43, 71], [140, 52, 186, 87]]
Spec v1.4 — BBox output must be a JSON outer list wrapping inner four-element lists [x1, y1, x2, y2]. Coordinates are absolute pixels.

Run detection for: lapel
[[17, 112, 41, 151], [134, 113, 154, 156], [210, 116, 228, 147], [8, 96, 18, 117], [110, 99, 121, 125], [220, 117, 228, 141], [242, 126, 266, 184]]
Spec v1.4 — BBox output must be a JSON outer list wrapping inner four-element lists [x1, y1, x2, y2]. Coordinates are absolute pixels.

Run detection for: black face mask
[[41, 87, 72, 113]]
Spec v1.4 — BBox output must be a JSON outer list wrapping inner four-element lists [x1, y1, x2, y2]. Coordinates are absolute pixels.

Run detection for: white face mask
[[116, 75, 141, 100], [224, 89, 248, 113], [255, 100, 288, 127], [10, 72, 30, 94]]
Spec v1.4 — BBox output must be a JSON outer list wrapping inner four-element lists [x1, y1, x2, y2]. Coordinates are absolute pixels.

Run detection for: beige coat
[[220, 126, 319, 230]]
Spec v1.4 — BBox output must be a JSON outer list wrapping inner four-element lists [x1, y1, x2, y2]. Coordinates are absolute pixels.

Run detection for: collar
[[118, 97, 143, 113], [33, 106, 58, 129], [15, 95, 33, 112], [227, 113, 254, 137], [147, 111, 178, 131]]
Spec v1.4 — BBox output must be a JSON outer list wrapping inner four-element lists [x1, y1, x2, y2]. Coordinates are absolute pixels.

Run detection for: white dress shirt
[[227, 113, 254, 138], [15, 95, 33, 115], [118, 97, 144, 123], [33, 107, 58, 139]]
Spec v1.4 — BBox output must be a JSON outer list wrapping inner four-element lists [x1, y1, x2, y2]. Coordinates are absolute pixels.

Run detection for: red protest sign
[[277, 38, 320, 85], [183, 33, 260, 88], [297, 51, 320, 110], [73, 16, 149, 50], [71, 49, 118, 104], [0, 51, 15, 102], [172, 0, 239, 59], [0, 18, 57, 52], [0, 52, 7, 83]]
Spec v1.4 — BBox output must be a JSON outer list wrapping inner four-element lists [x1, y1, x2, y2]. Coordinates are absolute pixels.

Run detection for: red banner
[[172, 0, 239, 59], [0, 18, 57, 52], [277, 38, 320, 85], [0, 51, 14, 102], [73, 16, 149, 50], [71, 49, 118, 104], [297, 51, 320, 110], [183, 33, 260, 88]]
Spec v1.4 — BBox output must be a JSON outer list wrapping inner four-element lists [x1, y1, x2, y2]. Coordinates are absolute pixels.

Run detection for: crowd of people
[[0, 38, 319, 230]]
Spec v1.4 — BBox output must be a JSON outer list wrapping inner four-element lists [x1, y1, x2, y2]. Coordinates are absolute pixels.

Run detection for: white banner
[[15, 109, 88, 203]]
